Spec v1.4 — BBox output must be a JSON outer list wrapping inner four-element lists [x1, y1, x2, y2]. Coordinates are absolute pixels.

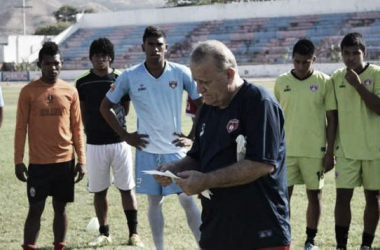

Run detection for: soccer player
[[14, 41, 86, 250], [76, 38, 143, 247], [0, 85, 4, 129], [155, 39, 291, 250], [332, 32, 380, 250], [274, 39, 337, 250], [100, 26, 202, 250]]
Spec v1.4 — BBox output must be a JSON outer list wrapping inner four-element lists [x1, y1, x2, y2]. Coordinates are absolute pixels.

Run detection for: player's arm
[[188, 97, 203, 139], [176, 160, 273, 195], [345, 69, 380, 115], [100, 97, 148, 150], [14, 89, 29, 182], [172, 97, 203, 147], [79, 101, 86, 129], [70, 90, 86, 183], [323, 109, 337, 173]]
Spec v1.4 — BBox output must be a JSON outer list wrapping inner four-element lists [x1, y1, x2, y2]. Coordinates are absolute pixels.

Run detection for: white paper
[[142, 170, 213, 199]]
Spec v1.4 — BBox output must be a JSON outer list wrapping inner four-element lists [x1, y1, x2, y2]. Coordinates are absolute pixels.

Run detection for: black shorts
[[27, 160, 75, 204]]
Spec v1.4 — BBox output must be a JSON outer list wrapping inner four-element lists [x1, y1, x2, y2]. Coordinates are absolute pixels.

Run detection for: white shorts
[[87, 142, 135, 193]]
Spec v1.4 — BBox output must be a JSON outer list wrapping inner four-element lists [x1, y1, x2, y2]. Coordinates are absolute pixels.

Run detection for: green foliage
[[53, 5, 80, 23], [34, 22, 71, 35], [165, 0, 274, 6]]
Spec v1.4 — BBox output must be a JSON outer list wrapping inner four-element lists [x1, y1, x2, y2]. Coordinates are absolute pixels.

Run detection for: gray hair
[[191, 40, 238, 72]]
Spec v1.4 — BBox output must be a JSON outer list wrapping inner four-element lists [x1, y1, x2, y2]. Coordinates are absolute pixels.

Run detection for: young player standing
[[100, 26, 202, 250], [275, 39, 337, 250], [76, 38, 143, 247], [332, 32, 380, 250]]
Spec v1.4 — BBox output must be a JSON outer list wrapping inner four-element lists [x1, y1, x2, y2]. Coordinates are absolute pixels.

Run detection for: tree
[[34, 23, 71, 35], [53, 5, 80, 23]]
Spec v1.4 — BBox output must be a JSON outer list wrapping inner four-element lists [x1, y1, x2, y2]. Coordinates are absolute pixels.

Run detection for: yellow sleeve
[[324, 78, 337, 111]]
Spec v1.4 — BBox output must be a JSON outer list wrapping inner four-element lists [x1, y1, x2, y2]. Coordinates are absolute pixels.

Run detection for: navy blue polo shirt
[[188, 81, 291, 249]]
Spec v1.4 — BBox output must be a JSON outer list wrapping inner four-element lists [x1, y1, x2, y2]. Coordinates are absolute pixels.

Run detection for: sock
[[178, 193, 202, 243], [99, 225, 110, 237], [335, 225, 349, 249], [148, 195, 164, 250], [361, 232, 375, 248], [53, 242, 65, 250], [305, 227, 318, 245], [125, 209, 138, 237], [22, 244, 37, 250]]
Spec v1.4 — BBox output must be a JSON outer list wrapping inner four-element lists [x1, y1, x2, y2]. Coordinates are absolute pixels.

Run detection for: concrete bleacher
[[59, 10, 380, 70]]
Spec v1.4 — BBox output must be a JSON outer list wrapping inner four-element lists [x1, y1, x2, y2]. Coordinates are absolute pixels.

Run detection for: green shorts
[[335, 157, 380, 190], [286, 156, 324, 190]]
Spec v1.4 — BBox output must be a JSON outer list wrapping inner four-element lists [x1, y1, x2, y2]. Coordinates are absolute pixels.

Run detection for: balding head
[[191, 40, 238, 72]]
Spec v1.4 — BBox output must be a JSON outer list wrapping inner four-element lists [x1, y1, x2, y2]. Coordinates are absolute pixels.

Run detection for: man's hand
[[323, 153, 335, 173], [345, 69, 361, 88], [172, 132, 193, 147], [15, 163, 28, 182], [122, 132, 149, 150], [153, 163, 175, 187], [176, 170, 208, 195], [74, 163, 86, 183]]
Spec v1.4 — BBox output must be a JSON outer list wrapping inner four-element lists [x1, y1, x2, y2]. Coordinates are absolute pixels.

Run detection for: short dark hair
[[292, 39, 315, 58], [89, 37, 115, 63], [38, 41, 60, 62], [340, 32, 366, 52], [142, 26, 166, 43]]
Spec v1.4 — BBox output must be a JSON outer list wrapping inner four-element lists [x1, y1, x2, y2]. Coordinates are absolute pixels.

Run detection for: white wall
[[2, 35, 53, 64], [78, 0, 380, 28]]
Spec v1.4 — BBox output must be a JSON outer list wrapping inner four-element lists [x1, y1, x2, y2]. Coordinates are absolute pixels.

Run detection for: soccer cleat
[[304, 242, 320, 250], [360, 246, 371, 250], [88, 235, 112, 246], [128, 234, 144, 247]]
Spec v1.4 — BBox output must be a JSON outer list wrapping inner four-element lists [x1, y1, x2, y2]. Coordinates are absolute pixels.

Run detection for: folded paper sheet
[[142, 170, 212, 199]]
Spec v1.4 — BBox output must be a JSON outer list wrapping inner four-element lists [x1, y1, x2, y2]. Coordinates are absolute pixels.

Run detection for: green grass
[[0, 80, 378, 249]]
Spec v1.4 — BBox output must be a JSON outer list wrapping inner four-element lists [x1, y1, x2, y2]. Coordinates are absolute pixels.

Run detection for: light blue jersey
[[0, 86, 4, 107], [107, 61, 200, 154]]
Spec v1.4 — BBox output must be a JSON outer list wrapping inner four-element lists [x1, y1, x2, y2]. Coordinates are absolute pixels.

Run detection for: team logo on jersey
[[47, 94, 54, 104], [310, 84, 318, 92], [200, 123, 205, 137], [284, 85, 291, 92], [29, 187, 36, 197], [364, 79, 372, 85], [226, 119, 239, 133], [339, 83, 346, 88], [169, 81, 178, 89], [138, 84, 146, 91], [110, 83, 115, 92]]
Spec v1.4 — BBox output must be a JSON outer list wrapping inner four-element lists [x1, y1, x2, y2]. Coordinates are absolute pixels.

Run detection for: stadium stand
[[59, 11, 380, 70]]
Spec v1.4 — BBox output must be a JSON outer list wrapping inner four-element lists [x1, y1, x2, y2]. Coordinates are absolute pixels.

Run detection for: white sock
[[148, 195, 165, 250], [178, 193, 202, 243]]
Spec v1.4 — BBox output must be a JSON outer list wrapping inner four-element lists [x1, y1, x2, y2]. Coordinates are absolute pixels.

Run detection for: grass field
[[0, 80, 378, 250]]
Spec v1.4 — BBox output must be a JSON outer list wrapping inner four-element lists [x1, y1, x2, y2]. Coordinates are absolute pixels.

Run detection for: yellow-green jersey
[[275, 70, 336, 158], [332, 64, 380, 160]]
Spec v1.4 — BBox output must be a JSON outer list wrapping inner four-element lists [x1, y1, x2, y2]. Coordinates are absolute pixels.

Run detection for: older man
[[155, 40, 291, 250]]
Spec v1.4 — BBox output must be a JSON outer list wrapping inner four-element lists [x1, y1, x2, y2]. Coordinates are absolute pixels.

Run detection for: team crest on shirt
[[138, 84, 146, 91], [310, 84, 318, 92], [364, 79, 372, 85], [47, 93, 54, 104], [169, 81, 178, 89], [110, 83, 115, 92], [30, 187, 36, 197], [226, 119, 239, 133], [284, 85, 291, 92]]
